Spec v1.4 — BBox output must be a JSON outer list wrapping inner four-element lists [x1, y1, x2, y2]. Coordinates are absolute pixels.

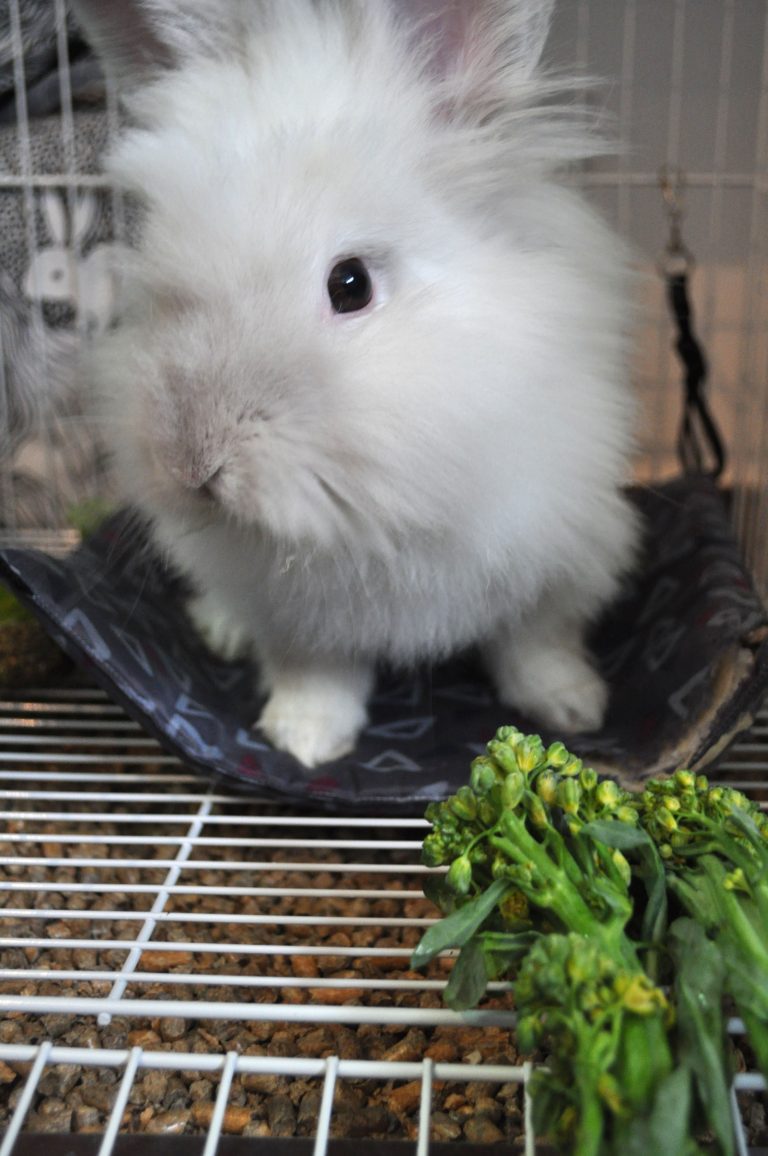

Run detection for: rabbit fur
[[73, 0, 639, 767]]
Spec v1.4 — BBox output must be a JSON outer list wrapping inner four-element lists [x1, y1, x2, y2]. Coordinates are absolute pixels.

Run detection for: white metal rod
[[313, 1054, 340, 1156], [416, 1057, 434, 1156], [0, 808, 428, 827], [0, 719, 141, 731], [0, 879, 430, 895], [0, 754, 181, 765], [0, 735, 161, 747], [0, 1044, 526, 1085], [0, 908, 436, 926], [0, 856, 431, 880], [0, 969, 505, 994], [731, 1081, 749, 1156], [97, 1047, 143, 1156], [0, 827, 432, 846], [0, 939, 421, 958], [0, 1038, 52, 1156], [100, 796, 214, 1019], [523, 1061, 535, 1156], [201, 1049, 239, 1156], [0, 701, 120, 714], [0, 771, 198, 783], [0, 995, 516, 1028], [734, 1072, 768, 1093]]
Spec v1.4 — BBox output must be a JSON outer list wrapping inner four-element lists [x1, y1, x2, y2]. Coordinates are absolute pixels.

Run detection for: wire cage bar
[[0, 686, 767, 1152]]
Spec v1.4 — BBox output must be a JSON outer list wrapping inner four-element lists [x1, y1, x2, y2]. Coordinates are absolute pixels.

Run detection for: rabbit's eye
[[327, 258, 373, 314]]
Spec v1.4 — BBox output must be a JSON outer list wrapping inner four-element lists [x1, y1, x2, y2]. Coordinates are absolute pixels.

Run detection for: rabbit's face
[[110, 56, 523, 553], [91, 0, 632, 563]]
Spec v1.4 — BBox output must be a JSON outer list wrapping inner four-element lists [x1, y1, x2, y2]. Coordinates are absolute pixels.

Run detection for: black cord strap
[[666, 269, 726, 479]]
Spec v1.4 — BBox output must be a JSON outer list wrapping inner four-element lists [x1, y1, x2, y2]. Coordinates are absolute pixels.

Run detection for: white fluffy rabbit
[[72, 0, 638, 767]]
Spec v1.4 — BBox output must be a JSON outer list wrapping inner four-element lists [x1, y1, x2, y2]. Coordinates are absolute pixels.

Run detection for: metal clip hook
[[658, 165, 694, 277]]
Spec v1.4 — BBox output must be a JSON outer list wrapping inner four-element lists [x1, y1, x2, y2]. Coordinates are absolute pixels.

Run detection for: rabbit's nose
[[169, 462, 223, 499]]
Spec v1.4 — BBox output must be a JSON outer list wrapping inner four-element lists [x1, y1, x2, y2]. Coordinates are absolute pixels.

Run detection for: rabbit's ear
[[69, 0, 243, 88], [396, 0, 555, 92], [68, 1, 175, 86], [40, 191, 68, 244], [71, 193, 101, 248]]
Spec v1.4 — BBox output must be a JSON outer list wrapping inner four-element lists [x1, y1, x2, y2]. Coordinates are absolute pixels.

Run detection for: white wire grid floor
[[0, 686, 766, 1154]]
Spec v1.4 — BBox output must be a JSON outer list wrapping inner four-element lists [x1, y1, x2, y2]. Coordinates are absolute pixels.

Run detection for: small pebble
[[40, 1014, 72, 1039], [188, 1079, 214, 1102], [290, 955, 319, 978], [242, 1120, 271, 1137], [424, 1040, 457, 1063], [191, 1102, 252, 1135], [26, 1106, 73, 1133], [430, 1111, 463, 1142], [127, 1029, 162, 1049], [158, 1017, 187, 1043], [0, 1022, 23, 1044], [0, 1062, 17, 1085], [80, 1084, 117, 1112], [38, 1064, 79, 1099], [297, 1027, 335, 1057], [267, 1093, 296, 1137], [297, 1090, 322, 1136], [145, 1108, 190, 1135], [382, 1029, 427, 1064], [241, 1074, 286, 1095], [140, 951, 193, 970], [72, 949, 98, 970], [387, 1081, 422, 1116], [141, 1070, 169, 1104], [464, 1115, 505, 1144], [73, 1105, 101, 1131], [473, 1095, 503, 1122]]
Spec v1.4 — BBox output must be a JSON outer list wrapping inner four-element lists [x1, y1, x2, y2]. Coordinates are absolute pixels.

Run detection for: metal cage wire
[[0, 686, 766, 1154], [1, 1, 768, 1153]]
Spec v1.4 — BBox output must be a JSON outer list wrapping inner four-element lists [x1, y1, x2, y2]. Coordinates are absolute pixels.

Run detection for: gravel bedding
[[0, 761, 766, 1149], [0, 774, 526, 1144]]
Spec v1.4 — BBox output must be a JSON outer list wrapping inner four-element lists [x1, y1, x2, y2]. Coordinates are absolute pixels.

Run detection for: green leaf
[[443, 938, 490, 1011], [410, 876, 511, 969], [422, 873, 456, 913], [581, 819, 654, 852], [480, 929, 539, 981], [636, 842, 669, 963], [669, 919, 735, 1156], [618, 1066, 699, 1156], [725, 805, 766, 846]]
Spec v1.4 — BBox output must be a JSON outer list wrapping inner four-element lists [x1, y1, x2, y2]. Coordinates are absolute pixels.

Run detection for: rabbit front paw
[[257, 665, 372, 768], [490, 642, 608, 735]]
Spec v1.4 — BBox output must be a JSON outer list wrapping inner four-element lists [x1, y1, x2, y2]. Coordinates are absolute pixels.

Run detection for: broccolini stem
[[489, 828, 607, 939]]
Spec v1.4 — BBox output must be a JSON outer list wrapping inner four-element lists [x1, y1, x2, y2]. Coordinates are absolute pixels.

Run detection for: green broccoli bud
[[516, 734, 546, 773], [556, 777, 582, 816], [546, 740, 570, 768], [595, 779, 623, 810], [535, 770, 559, 807], [446, 854, 473, 895], [470, 757, 498, 796], [501, 770, 525, 811], [451, 785, 477, 822], [486, 738, 521, 776]]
